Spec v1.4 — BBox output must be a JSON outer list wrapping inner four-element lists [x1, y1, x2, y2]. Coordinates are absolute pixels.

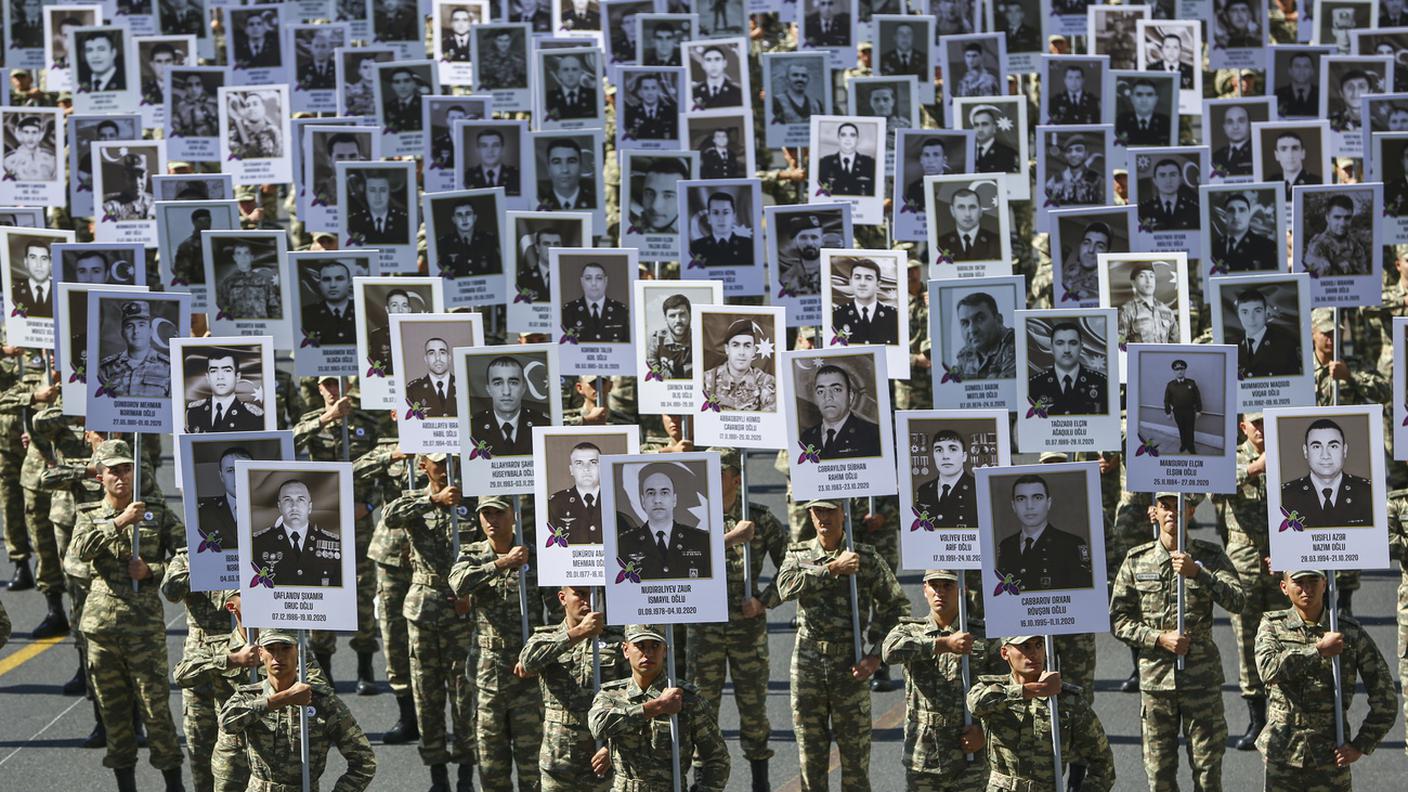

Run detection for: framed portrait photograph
[[682, 37, 749, 114], [432, 0, 490, 85], [1268, 45, 1336, 119], [796, 0, 858, 67], [67, 113, 140, 219], [1200, 182, 1285, 286], [334, 0, 370, 39], [1292, 183, 1383, 307], [41, 4, 103, 90], [373, 60, 438, 157], [354, 275, 445, 409], [1014, 308, 1119, 452], [391, 312, 483, 452], [530, 129, 606, 227], [225, 5, 287, 85], [554, 0, 604, 38], [696, 0, 745, 37], [1097, 252, 1192, 381], [470, 23, 532, 112], [289, 250, 376, 377], [637, 13, 695, 67], [1127, 146, 1209, 257], [1202, 96, 1274, 184], [334, 45, 395, 118], [1124, 343, 1239, 493], [456, 342, 562, 494], [52, 242, 144, 289], [761, 52, 831, 148], [765, 203, 852, 327], [1309, 0, 1376, 52], [621, 151, 698, 261], [152, 174, 232, 202], [70, 25, 139, 113], [179, 430, 294, 591], [1252, 120, 1332, 211], [1373, 131, 1408, 243], [873, 15, 934, 104], [336, 160, 418, 274], [0, 107, 64, 207], [990, 0, 1042, 72], [533, 424, 641, 586], [301, 124, 378, 234], [783, 345, 897, 500], [236, 460, 358, 630], [85, 288, 191, 433], [217, 84, 293, 186], [603, 0, 655, 65], [91, 138, 164, 244], [535, 47, 605, 131], [1320, 54, 1392, 155], [1035, 124, 1115, 232], [552, 247, 638, 376], [1209, 272, 1314, 410], [940, 33, 1006, 122], [685, 110, 755, 183], [289, 24, 347, 114], [635, 279, 724, 414], [425, 187, 507, 308], [369, 0, 425, 58], [954, 96, 1030, 200], [505, 209, 593, 334], [201, 230, 292, 348], [975, 461, 1110, 637], [163, 66, 225, 164], [56, 282, 143, 416], [1050, 206, 1135, 308], [1352, 27, 1408, 91], [1394, 317, 1408, 459], [134, 34, 194, 129], [1, 227, 72, 349], [616, 67, 685, 152], [161, 0, 210, 57], [428, 102, 494, 193], [1135, 19, 1202, 114], [924, 173, 1012, 280], [897, 409, 1010, 570], [1108, 71, 1178, 168], [1087, 4, 1149, 71], [929, 274, 1025, 411], [170, 336, 276, 437], [1211, 0, 1268, 69], [1358, 90, 1408, 169], [692, 304, 788, 448], [1264, 406, 1389, 571], [1039, 55, 1108, 126], [678, 178, 764, 296], [155, 198, 238, 312], [847, 75, 920, 173], [453, 118, 529, 210], [892, 129, 973, 243], [808, 115, 886, 225]]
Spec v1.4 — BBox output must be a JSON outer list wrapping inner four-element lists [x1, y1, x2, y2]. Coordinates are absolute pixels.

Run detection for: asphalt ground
[[1, 453, 1404, 791]]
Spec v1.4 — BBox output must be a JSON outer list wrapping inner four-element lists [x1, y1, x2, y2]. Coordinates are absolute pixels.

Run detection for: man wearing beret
[[1044, 133, 1104, 206], [1027, 322, 1108, 415], [471, 355, 549, 456], [1279, 417, 1374, 529], [184, 351, 266, 433], [616, 463, 712, 579], [831, 258, 899, 345], [800, 364, 883, 458], [703, 318, 776, 412], [1163, 359, 1202, 453], [1117, 262, 1179, 345], [994, 474, 1092, 591], [98, 300, 172, 398]]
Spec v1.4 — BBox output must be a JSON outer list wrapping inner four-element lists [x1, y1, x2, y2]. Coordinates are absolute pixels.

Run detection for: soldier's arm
[[588, 687, 650, 739], [865, 552, 908, 656], [326, 694, 378, 792], [965, 676, 1021, 718], [160, 549, 192, 603], [1199, 548, 1246, 615], [380, 491, 432, 531], [690, 700, 730, 792], [30, 406, 70, 444], [0, 378, 38, 415], [1254, 613, 1323, 684], [40, 462, 94, 490], [292, 411, 327, 452], [1347, 624, 1399, 754], [1071, 707, 1116, 792], [880, 622, 933, 666], [774, 546, 826, 602], [519, 627, 574, 674], [448, 544, 500, 598], [69, 510, 125, 562], [1108, 556, 1159, 650], [753, 510, 789, 607], [217, 688, 269, 734], [148, 508, 187, 584]]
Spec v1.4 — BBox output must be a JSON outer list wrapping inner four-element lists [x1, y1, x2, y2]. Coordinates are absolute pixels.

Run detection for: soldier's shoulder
[[1262, 608, 1293, 623], [896, 616, 928, 626], [1189, 537, 1225, 555], [598, 678, 632, 692], [785, 540, 813, 554], [241, 400, 264, 417], [530, 623, 564, 636], [187, 398, 208, 409], [1126, 539, 1159, 557], [234, 681, 266, 695], [974, 673, 1010, 685]]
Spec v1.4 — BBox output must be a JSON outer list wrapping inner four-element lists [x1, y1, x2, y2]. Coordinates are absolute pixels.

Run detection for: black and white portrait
[[542, 431, 633, 546], [813, 117, 882, 198], [791, 353, 884, 459], [457, 121, 524, 196], [992, 0, 1042, 57], [1254, 122, 1329, 199], [799, 0, 856, 51], [337, 47, 394, 118], [1212, 0, 1266, 58], [223, 88, 284, 159], [73, 26, 128, 93], [309, 128, 372, 207], [247, 469, 345, 588], [926, 177, 1005, 264], [875, 15, 934, 89], [1132, 151, 1202, 233], [689, 114, 751, 181], [510, 214, 587, 304], [988, 469, 1094, 591], [1023, 315, 1110, 416], [625, 155, 691, 235], [1323, 56, 1389, 135], [1042, 57, 1104, 125], [613, 458, 715, 580], [361, 281, 434, 376], [1053, 209, 1131, 304], [427, 190, 504, 278], [557, 252, 632, 343], [1136, 21, 1200, 109], [1132, 349, 1226, 456], [555, 0, 602, 32], [472, 24, 530, 92], [1219, 281, 1304, 379], [698, 311, 778, 413], [137, 37, 190, 109], [342, 166, 414, 245], [293, 25, 344, 92], [1273, 413, 1376, 529], [465, 349, 553, 456], [538, 48, 602, 126], [1106, 257, 1185, 346], [896, 130, 972, 215], [684, 39, 747, 113], [1090, 5, 1148, 70], [695, 0, 744, 36], [1205, 186, 1282, 273], [942, 34, 1005, 106], [435, 1, 486, 64], [1041, 128, 1109, 210], [425, 97, 487, 177], [158, 200, 237, 288], [932, 281, 1020, 382], [1296, 188, 1375, 277], [905, 417, 1002, 529], [618, 69, 682, 145], [638, 14, 692, 66], [773, 207, 849, 298], [604, 0, 654, 64], [958, 98, 1024, 176], [377, 62, 433, 134], [96, 142, 159, 222], [641, 284, 713, 382], [168, 69, 222, 139], [227, 7, 283, 70], [210, 235, 282, 320], [179, 342, 269, 433], [1113, 74, 1176, 149], [684, 183, 758, 270], [5, 232, 54, 318], [56, 245, 141, 286], [297, 256, 369, 348], [0, 111, 57, 182], [1206, 99, 1270, 179], [373, 0, 423, 44], [827, 254, 901, 346], [398, 319, 476, 418], [91, 294, 180, 399], [762, 53, 828, 146], [850, 77, 918, 152], [532, 132, 599, 212], [1270, 47, 1328, 119]]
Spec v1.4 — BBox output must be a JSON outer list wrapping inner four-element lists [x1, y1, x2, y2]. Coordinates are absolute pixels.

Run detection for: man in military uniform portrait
[[1117, 261, 1179, 345], [646, 294, 693, 380], [778, 212, 826, 296], [561, 261, 630, 343], [1279, 418, 1374, 528], [950, 290, 1016, 380], [1274, 53, 1319, 119], [1058, 219, 1114, 302], [462, 128, 521, 194], [799, 362, 883, 458], [1211, 105, 1253, 176], [642, 21, 682, 66], [1302, 194, 1370, 277], [9, 238, 52, 318], [616, 463, 712, 579], [296, 29, 338, 90], [547, 441, 604, 544], [1211, 193, 1279, 272], [2, 115, 56, 182], [1044, 133, 1104, 207], [1163, 359, 1203, 454], [817, 121, 877, 196], [433, 197, 500, 277], [441, 7, 474, 61], [914, 429, 978, 527], [215, 240, 281, 320], [184, 350, 265, 433], [403, 337, 457, 417], [901, 138, 952, 211], [702, 317, 776, 412], [622, 73, 679, 142], [971, 104, 1021, 174], [880, 22, 929, 81], [1138, 158, 1200, 231], [381, 66, 426, 133], [698, 128, 742, 180], [803, 0, 851, 47], [1266, 130, 1321, 198], [1231, 287, 1301, 378], [1330, 68, 1377, 133], [172, 72, 219, 138], [996, 0, 1039, 53], [771, 61, 824, 124], [691, 46, 743, 110], [1047, 65, 1101, 124], [347, 171, 410, 244], [250, 478, 343, 587], [831, 257, 899, 345], [98, 300, 171, 398], [198, 446, 251, 551], [232, 10, 280, 69], [688, 191, 753, 268], [536, 138, 595, 211], [1027, 321, 1108, 415], [301, 260, 357, 346], [1115, 79, 1171, 146], [515, 226, 561, 302], [994, 474, 1093, 591], [1146, 32, 1194, 89], [936, 187, 1001, 261], [953, 41, 1000, 97], [367, 288, 424, 374], [471, 355, 548, 456], [475, 28, 528, 90], [1217, 0, 1262, 48], [544, 53, 598, 121]]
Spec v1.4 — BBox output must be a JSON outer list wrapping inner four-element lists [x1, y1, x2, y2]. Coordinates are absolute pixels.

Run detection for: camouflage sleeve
[[351, 448, 391, 491], [293, 411, 327, 452], [40, 462, 92, 490], [325, 693, 377, 792], [688, 699, 730, 792], [218, 688, 272, 734], [381, 491, 433, 531], [754, 510, 789, 608], [448, 544, 500, 598], [1196, 547, 1246, 615], [1347, 368, 1390, 404], [519, 627, 574, 674], [588, 689, 648, 739], [1389, 495, 1408, 561], [774, 548, 827, 602], [1254, 614, 1323, 685], [69, 510, 125, 562], [160, 550, 192, 604], [1348, 623, 1399, 755], [0, 379, 37, 415], [1071, 706, 1116, 792], [865, 552, 908, 657], [30, 406, 69, 444], [966, 676, 1023, 718], [149, 507, 188, 585], [881, 622, 936, 666], [1109, 555, 1160, 650]]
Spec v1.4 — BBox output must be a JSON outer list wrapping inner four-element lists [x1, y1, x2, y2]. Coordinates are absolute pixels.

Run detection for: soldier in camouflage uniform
[[1387, 490, 1408, 756], [1110, 492, 1245, 791], [384, 452, 480, 791], [96, 301, 171, 398], [895, 260, 933, 410], [214, 244, 281, 318], [881, 569, 1001, 792], [219, 629, 377, 791], [521, 585, 628, 791], [451, 495, 550, 792], [0, 356, 65, 635], [589, 624, 730, 792], [967, 635, 1115, 792], [293, 376, 381, 689], [69, 440, 187, 792], [0, 343, 33, 590], [774, 499, 908, 792], [1254, 569, 1399, 790], [685, 448, 788, 791]]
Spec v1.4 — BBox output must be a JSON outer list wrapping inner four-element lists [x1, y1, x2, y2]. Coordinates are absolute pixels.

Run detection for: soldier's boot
[[428, 763, 450, 792], [62, 647, 87, 695], [1065, 763, 1086, 792], [113, 766, 137, 792], [1235, 696, 1266, 751], [82, 699, 106, 749], [162, 768, 186, 792], [356, 651, 379, 696], [8, 558, 33, 590], [868, 663, 897, 692], [1119, 647, 1140, 693], [31, 590, 70, 639], [750, 758, 770, 792], [1336, 587, 1354, 618], [316, 651, 334, 685], [383, 694, 420, 744], [455, 763, 474, 792]]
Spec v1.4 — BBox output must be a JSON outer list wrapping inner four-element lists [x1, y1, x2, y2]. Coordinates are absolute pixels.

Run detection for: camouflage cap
[[1037, 452, 1069, 464], [805, 499, 840, 511], [1242, 410, 1264, 423], [624, 624, 667, 643], [121, 300, 151, 323], [1154, 491, 1180, 501], [1310, 308, 1336, 334], [475, 495, 512, 513], [93, 439, 134, 468], [922, 569, 959, 582], [420, 452, 449, 464], [1002, 635, 1041, 646], [1288, 569, 1326, 580], [235, 183, 258, 201], [709, 447, 741, 471], [255, 628, 299, 647]]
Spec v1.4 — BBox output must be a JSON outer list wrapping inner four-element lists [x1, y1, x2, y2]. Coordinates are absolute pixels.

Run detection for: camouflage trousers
[[538, 717, 610, 792], [182, 676, 240, 792], [790, 638, 873, 792], [67, 576, 90, 657], [686, 617, 773, 762], [476, 652, 544, 792], [309, 556, 378, 656], [0, 450, 26, 561], [905, 763, 987, 791], [86, 629, 184, 770], [1263, 759, 1350, 792], [1139, 687, 1226, 792], [1399, 571, 1408, 755], [1053, 633, 1097, 707], [408, 615, 476, 766], [376, 562, 413, 696], [1227, 531, 1287, 699], [24, 485, 62, 593], [211, 725, 251, 792]]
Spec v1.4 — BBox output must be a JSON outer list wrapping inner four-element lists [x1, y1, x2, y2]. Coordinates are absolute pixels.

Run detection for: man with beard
[[1220, 0, 1262, 48], [914, 430, 978, 527], [536, 138, 595, 211], [1302, 195, 1369, 277], [1048, 65, 1100, 124], [688, 192, 751, 268], [434, 198, 500, 278], [1027, 321, 1107, 414], [545, 54, 597, 121], [1212, 105, 1254, 176], [1212, 193, 1278, 271], [470, 356, 549, 456], [771, 61, 823, 124], [950, 291, 1016, 380], [403, 337, 457, 417], [691, 46, 742, 110], [561, 261, 630, 342], [937, 188, 1001, 261], [1116, 79, 1172, 146], [302, 260, 358, 346], [462, 128, 521, 193], [631, 158, 686, 234], [646, 294, 693, 380], [250, 479, 342, 587], [971, 105, 1020, 173], [1137, 158, 1199, 231], [780, 213, 824, 295], [1117, 262, 1179, 345], [185, 351, 265, 432], [615, 465, 711, 579], [702, 318, 776, 412], [1044, 133, 1103, 207], [1060, 221, 1111, 302], [902, 138, 951, 212], [623, 73, 679, 141], [800, 364, 882, 458]]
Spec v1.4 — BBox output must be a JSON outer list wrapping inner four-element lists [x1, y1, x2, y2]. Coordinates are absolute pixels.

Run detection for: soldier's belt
[[1269, 707, 1341, 728], [797, 632, 858, 655], [987, 770, 1052, 792], [411, 571, 449, 588], [544, 707, 589, 727], [244, 780, 307, 792]]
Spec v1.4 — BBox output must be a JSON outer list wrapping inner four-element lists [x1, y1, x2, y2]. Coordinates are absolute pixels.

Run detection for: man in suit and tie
[[441, 7, 474, 61], [545, 54, 597, 121], [434, 198, 501, 277], [1212, 193, 1279, 271], [547, 442, 605, 544], [301, 260, 358, 346], [1027, 321, 1108, 415], [818, 122, 877, 196], [1211, 105, 1254, 176], [1146, 33, 1193, 89], [914, 430, 978, 528], [994, 475, 1092, 592], [937, 188, 1002, 261], [381, 67, 425, 132], [616, 464, 712, 579], [997, 1, 1039, 53], [799, 364, 883, 459], [1047, 65, 1101, 124], [462, 129, 521, 194], [1279, 418, 1374, 528], [79, 30, 126, 92], [1233, 288, 1302, 378], [234, 11, 281, 69], [536, 138, 595, 211], [11, 239, 52, 318], [184, 351, 266, 433], [250, 479, 343, 587], [346, 171, 409, 244], [198, 447, 251, 551], [804, 0, 851, 47], [1137, 157, 1200, 231], [698, 129, 741, 179], [831, 258, 899, 345], [1115, 78, 1172, 146], [691, 46, 742, 110], [880, 22, 928, 80], [1267, 130, 1321, 198], [970, 105, 1020, 174], [688, 191, 753, 268], [561, 262, 630, 342], [470, 356, 549, 456], [296, 28, 337, 90], [403, 337, 457, 417], [1275, 54, 1319, 118]]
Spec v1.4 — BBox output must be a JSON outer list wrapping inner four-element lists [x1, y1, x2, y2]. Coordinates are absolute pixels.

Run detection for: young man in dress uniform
[[249, 479, 343, 587], [561, 261, 630, 342], [993, 474, 1093, 592], [914, 430, 978, 528], [1027, 322, 1108, 414], [184, 352, 265, 433]]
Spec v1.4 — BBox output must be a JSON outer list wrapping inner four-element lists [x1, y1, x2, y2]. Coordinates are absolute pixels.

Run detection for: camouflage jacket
[[1110, 538, 1246, 691], [219, 679, 377, 791], [1255, 608, 1398, 764], [383, 490, 479, 623], [589, 676, 729, 792], [520, 621, 629, 779], [1220, 441, 1269, 543], [967, 675, 1115, 792], [357, 439, 416, 568], [1314, 354, 1389, 407], [882, 615, 1001, 774], [161, 549, 246, 691], [293, 406, 381, 463], [0, 346, 30, 446], [774, 538, 907, 657], [33, 406, 104, 527], [450, 538, 549, 689], [721, 500, 788, 621], [71, 498, 186, 637]]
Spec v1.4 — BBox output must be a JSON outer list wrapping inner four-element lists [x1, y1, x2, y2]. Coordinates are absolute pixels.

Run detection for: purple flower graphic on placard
[[940, 363, 963, 384], [815, 182, 833, 198], [1211, 164, 1229, 179], [1135, 434, 1160, 458], [1137, 221, 1154, 234], [993, 572, 1021, 596], [468, 439, 494, 461], [196, 527, 223, 554], [545, 523, 570, 549], [1278, 506, 1306, 533], [933, 247, 954, 266], [1025, 395, 1053, 419], [249, 562, 276, 589], [796, 441, 822, 465], [909, 506, 935, 532], [513, 288, 535, 304], [94, 379, 118, 398], [699, 393, 722, 412], [215, 308, 232, 320], [777, 286, 797, 299], [0, 172, 15, 182], [170, 277, 189, 286], [404, 399, 428, 420], [100, 212, 117, 222], [365, 357, 388, 378], [301, 331, 321, 349], [1209, 260, 1229, 276], [226, 153, 242, 162], [615, 557, 643, 584], [69, 362, 86, 384], [644, 362, 666, 382], [830, 326, 851, 346], [899, 197, 922, 215], [8, 305, 26, 318], [687, 255, 708, 270], [559, 328, 580, 345]]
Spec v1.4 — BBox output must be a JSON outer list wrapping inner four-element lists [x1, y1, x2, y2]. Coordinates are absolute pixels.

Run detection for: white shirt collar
[[1020, 524, 1046, 543]]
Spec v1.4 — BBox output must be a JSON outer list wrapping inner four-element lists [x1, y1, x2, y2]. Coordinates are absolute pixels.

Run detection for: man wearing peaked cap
[[470, 355, 549, 456], [1163, 358, 1202, 454], [98, 299, 172, 398], [185, 349, 266, 433], [249, 478, 343, 588]]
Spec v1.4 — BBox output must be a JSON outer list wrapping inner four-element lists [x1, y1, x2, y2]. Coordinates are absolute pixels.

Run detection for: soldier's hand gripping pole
[[665, 626, 682, 792], [131, 431, 142, 592], [299, 629, 312, 792], [1044, 634, 1065, 786], [1176, 493, 1185, 673], [513, 495, 530, 642], [958, 574, 974, 763]]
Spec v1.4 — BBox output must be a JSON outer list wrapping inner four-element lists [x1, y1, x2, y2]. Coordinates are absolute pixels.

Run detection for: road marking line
[[0, 696, 85, 769], [0, 634, 65, 677]]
